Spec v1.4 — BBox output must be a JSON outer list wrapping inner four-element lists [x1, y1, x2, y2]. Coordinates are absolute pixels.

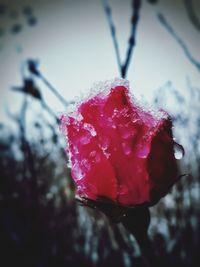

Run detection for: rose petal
[[60, 79, 179, 206]]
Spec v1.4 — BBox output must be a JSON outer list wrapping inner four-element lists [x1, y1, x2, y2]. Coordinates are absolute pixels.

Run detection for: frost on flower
[[60, 78, 178, 206]]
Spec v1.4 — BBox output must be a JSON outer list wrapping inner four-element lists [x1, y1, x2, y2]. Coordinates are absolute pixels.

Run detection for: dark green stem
[[122, 207, 157, 267]]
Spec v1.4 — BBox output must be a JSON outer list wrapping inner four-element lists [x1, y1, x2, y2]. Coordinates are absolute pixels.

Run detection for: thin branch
[[101, 0, 141, 78], [183, 0, 200, 31], [122, 0, 141, 78], [27, 60, 69, 107], [41, 98, 59, 123], [39, 73, 69, 107], [158, 13, 200, 72], [11, 75, 59, 123], [101, 0, 122, 75]]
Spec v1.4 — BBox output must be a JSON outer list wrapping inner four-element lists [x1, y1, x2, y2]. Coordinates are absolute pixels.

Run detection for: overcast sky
[[0, 0, 200, 122]]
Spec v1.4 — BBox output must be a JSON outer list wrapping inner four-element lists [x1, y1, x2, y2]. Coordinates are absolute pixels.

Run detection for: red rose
[[60, 79, 179, 206]]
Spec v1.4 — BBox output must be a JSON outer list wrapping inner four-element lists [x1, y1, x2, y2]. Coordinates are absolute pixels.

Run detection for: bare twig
[[39, 73, 68, 107], [121, 0, 141, 78], [158, 13, 200, 72], [101, 0, 141, 78], [101, 0, 122, 74], [12, 76, 59, 123], [183, 0, 200, 31], [27, 60, 68, 107], [41, 98, 59, 123]]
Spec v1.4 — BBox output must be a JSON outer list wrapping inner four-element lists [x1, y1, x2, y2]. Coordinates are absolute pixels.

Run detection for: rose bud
[[60, 79, 181, 207]]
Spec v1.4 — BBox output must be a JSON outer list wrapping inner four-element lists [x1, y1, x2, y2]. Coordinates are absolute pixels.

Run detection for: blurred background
[[0, 0, 200, 266]]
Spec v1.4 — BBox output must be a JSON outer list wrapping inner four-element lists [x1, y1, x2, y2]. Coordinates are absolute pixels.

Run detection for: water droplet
[[174, 142, 184, 160]]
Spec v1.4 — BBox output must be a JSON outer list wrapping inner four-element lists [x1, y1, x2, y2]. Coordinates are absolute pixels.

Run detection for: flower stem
[[122, 207, 157, 267]]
